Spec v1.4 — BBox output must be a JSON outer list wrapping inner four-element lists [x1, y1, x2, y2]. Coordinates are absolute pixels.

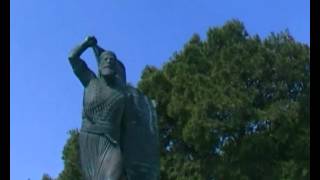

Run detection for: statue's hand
[[84, 36, 97, 47]]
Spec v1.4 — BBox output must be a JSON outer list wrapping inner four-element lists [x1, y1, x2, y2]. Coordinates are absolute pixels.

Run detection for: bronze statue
[[68, 36, 159, 180]]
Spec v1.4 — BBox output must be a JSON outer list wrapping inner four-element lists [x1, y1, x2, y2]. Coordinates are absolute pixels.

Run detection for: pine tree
[[42, 129, 83, 180], [57, 129, 83, 180], [138, 20, 309, 179], [42, 174, 54, 180]]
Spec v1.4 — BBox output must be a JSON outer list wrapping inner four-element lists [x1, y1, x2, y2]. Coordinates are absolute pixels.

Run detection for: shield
[[121, 86, 160, 180]]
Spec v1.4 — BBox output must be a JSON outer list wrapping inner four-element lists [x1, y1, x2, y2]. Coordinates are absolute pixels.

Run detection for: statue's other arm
[[68, 36, 97, 87]]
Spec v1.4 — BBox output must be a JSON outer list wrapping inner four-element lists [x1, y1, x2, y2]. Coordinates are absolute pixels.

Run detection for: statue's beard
[[101, 68, 114, 75], [100, 68, 116, 80]]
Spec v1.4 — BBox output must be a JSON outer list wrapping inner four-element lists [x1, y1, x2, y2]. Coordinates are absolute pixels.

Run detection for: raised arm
[[68, 36, 97, 87]]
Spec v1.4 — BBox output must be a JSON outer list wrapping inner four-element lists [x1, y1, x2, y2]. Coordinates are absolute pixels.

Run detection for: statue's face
[[99, 52, 117, 77]]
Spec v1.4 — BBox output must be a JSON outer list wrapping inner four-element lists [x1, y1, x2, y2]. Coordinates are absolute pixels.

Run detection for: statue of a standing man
[[68, 36, 159, 180]]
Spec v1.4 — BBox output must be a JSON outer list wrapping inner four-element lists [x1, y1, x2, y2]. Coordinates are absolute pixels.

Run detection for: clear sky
[[10, 0, 309, 179]]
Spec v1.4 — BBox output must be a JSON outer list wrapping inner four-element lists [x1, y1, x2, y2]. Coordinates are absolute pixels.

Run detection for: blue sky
[[10, 0, 309, 179]]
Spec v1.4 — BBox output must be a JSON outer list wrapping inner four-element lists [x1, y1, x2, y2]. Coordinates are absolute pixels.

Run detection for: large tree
[[138, 20, 309, 180], [44, 20, 310, 180]]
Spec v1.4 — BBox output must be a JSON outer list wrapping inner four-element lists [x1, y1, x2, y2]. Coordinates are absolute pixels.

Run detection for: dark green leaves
[[138, 19, 309, 179]]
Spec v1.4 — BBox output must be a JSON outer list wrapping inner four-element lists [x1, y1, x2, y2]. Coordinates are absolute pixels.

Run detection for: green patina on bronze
[[68, 36, 160, 180]]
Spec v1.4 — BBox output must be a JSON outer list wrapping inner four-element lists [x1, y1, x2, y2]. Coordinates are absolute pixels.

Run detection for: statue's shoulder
[[84, 77, 99, 88], [124, 84, 141, 97]]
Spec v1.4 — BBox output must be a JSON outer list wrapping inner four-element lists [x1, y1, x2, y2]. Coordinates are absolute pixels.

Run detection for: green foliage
[[42, 129, 83, 180], [42, 174, 54, 180], [57, 129, 83, 180], [138, 19, 309, 179]]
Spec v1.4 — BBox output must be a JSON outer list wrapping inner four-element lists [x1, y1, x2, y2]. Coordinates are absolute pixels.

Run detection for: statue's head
[[93, 45, 126, 85]]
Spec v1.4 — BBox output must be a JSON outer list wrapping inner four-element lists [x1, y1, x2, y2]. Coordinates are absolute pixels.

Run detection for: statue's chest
[[83, 79, 125, 120]]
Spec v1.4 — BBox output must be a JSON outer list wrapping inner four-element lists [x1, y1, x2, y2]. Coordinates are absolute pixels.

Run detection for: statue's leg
[[79, 132, 123, 180], [96, 140, 123, 180], [79, 132, 97, 180]]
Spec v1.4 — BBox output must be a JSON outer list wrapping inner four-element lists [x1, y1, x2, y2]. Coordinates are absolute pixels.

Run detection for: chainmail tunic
[[79, 77, 126, 180]]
